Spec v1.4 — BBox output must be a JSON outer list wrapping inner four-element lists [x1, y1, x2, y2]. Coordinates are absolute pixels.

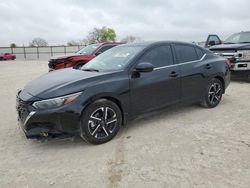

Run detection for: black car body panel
[[16, 41, 230, 139]]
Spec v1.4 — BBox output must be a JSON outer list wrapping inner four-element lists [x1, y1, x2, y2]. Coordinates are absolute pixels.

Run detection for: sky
[[0, 0, 250, 46]]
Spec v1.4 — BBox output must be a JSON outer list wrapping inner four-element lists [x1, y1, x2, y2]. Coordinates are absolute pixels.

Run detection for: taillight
[[226, 59, 232, 67]]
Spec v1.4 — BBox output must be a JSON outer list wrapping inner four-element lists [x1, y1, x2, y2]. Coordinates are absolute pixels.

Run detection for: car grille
[[16, 95, 29, 124], [48, 60, 56, 69], [48, 58, 67, 69], [210, 49, 238, 59]]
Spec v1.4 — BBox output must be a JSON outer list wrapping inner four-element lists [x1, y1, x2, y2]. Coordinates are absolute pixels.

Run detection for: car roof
[[99, 42, 125, 45], [120, 41, 200, 48]]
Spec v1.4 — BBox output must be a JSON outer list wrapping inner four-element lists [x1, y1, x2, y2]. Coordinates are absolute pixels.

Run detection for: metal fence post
[[64, 46, 66, 54], [11, 47, 13, 54], [50, 46, 53, 57], [23, 46, 26, 59], [37, 47, 39, 59]]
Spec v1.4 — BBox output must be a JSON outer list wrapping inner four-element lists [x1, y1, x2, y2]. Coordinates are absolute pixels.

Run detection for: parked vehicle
[[16, 41, 230, 144], [206, 31, 250, 81], [48, 42, 123, 71], [0, 53, 16, 60]]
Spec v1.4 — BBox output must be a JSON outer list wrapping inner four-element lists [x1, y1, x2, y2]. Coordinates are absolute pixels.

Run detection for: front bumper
[[231, 61, 250, 71], [16, 95, 83, 139]]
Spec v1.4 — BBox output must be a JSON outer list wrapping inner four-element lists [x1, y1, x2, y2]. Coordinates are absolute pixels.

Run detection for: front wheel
[[200, 78, 223, 108], [80, 99, 122, 144], [75, 61, 86, 69]]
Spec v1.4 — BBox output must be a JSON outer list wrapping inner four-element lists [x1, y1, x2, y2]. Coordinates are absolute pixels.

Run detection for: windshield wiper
[[239, 42, 250, 44], [82, 68, 99, 72], [223, 42, 235, 44]]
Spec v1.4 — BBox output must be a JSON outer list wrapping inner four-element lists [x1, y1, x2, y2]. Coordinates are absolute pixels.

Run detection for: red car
[[0, 53, 16, 60], [48, 42, 123, 71]]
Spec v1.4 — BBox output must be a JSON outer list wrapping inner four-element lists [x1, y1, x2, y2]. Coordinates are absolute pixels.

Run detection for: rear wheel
[[200, 78, 223, 108], [247, 74, 250, 82], [80, 99, 122, 144]]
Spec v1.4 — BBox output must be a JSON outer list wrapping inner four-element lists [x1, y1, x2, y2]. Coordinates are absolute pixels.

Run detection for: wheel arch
[[214, 75, 225, 93], [83, 94, 126, 126]]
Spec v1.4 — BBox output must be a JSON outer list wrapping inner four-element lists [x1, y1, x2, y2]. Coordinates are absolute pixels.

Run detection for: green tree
[[10, 43, 17, 48], [85, 26, 116, 44]]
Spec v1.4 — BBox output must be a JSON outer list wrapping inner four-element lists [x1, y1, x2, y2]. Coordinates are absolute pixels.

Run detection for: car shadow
[[117, 103, 203, 138]]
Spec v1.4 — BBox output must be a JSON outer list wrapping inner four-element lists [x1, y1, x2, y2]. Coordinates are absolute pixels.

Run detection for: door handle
[[206, 64, 212, 69], [170, 71, 178, 77]]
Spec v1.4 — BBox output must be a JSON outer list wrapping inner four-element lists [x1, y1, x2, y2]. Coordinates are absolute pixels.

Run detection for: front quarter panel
[[78, 71, 130, 118]]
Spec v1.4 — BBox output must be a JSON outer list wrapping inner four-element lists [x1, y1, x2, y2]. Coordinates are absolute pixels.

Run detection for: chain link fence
[[0, 45, 85, 60]]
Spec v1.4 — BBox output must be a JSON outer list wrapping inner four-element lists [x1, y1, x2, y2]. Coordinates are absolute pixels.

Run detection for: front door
[[129, 45, 181, 116]]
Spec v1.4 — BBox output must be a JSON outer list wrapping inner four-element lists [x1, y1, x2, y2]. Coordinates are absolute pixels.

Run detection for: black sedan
[[16, 41, 230, 144]]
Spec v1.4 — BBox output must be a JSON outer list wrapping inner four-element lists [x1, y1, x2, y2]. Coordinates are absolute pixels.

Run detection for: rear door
[[174, 44, 207, 102], [129, 44, 181, 116]]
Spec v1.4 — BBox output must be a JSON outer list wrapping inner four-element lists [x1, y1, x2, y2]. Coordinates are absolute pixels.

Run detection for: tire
[[200, 78, 223, 108], [75, 61, 86, 69], [247, 74, 250, 83], [80, 99, 122, 144]]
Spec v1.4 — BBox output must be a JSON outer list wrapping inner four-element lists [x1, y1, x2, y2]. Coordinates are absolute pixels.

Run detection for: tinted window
[[195, 47, 205, 59], [175, 45, 198, 63], [139, 45, 174, 68], [97, 45, 115, 53]]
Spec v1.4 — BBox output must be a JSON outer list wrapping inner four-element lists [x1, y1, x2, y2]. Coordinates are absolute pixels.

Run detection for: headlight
[[238, 50, 250, 61], [32, 92, 82, 110]]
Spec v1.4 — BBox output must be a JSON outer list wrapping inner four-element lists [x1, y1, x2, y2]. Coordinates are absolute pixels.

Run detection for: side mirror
[[208, 41, 216, 46], [135, 62, 154, 73]]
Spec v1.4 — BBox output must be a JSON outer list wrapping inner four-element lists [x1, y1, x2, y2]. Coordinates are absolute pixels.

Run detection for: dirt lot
[[0, 60, 250, 188]]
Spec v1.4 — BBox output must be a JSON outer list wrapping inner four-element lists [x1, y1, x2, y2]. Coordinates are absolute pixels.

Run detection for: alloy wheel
[[87, 107, 118, 139], [208, 83, 222, 105]]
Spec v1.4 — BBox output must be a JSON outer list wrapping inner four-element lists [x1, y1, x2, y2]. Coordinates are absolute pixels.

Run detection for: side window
[[208, 36, 221, 45], [195, 47, 205, 59], [97, 45, 115, 54], [175, 45, 198, 63], [139, 45, 174, 68]]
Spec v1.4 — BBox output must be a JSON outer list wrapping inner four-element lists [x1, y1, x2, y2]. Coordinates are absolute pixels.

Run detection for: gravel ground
[[0, 60, 250, 188]]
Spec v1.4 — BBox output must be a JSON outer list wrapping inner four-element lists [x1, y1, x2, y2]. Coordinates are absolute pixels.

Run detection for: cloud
[[0, 0, 250, 46]]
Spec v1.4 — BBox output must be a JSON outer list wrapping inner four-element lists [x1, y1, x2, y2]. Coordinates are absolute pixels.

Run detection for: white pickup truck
[[204, 32, 250, 82]]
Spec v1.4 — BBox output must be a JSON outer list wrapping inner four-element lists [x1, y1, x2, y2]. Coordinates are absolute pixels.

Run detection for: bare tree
[[29, 38, 48, 47], [121, 35, 142, 43], [67, 40, 87, 46]]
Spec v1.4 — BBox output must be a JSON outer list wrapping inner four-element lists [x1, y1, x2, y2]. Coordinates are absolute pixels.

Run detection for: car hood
[[210, 43, 250, 51], [22, 68, 113, 100], [50, 54, 79, 60]]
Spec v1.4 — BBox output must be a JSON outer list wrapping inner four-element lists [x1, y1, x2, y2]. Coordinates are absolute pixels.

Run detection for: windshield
[[81, 46, 144, 71], [77, 44, 101, 55], [224, 32, 250, 44]]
